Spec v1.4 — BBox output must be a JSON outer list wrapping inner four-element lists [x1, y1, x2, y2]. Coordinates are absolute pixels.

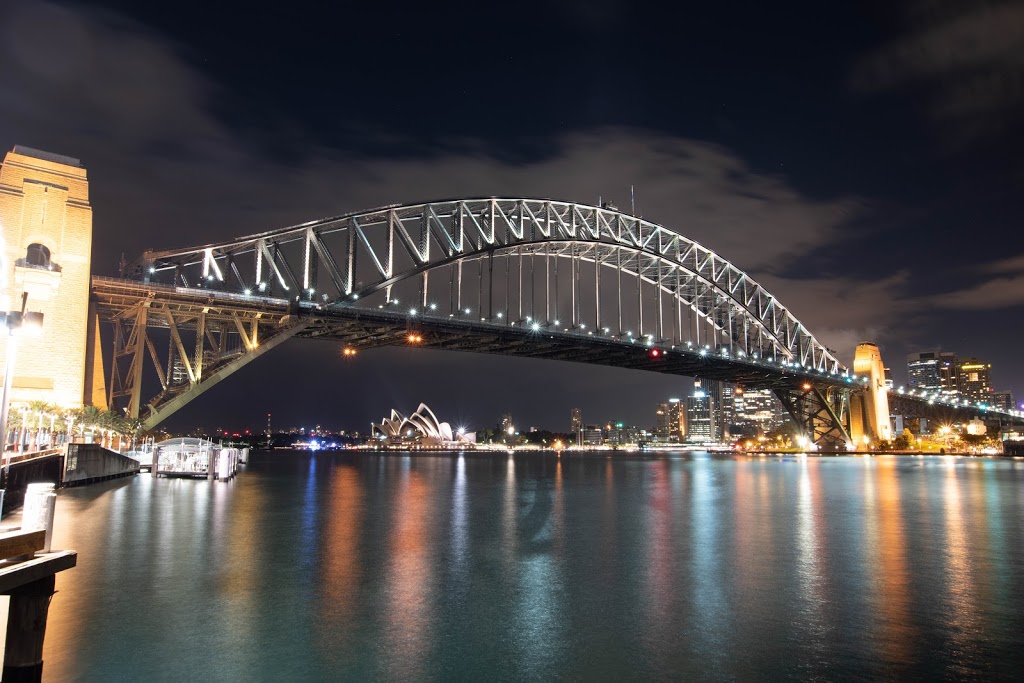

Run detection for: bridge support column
[[850, 343, 892, 445], [774, 385, 852, 451]]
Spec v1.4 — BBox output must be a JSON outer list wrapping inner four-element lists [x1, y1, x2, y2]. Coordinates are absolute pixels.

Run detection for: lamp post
[[0, 292, 44, 456]]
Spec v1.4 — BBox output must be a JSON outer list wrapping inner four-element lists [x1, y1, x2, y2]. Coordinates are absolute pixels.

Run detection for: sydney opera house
[[372, 403, 470, 447]]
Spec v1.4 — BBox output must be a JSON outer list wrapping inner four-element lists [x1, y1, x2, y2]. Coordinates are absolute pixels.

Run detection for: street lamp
[[0, 293, 44, 455]]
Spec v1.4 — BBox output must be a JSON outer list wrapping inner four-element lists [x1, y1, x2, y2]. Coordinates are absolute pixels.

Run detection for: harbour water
[[41, 452, 1024, 680]]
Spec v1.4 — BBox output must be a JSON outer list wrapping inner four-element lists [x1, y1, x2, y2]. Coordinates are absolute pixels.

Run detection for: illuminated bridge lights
[[342, 346, 358, 357], [407, 333, 423, 344]]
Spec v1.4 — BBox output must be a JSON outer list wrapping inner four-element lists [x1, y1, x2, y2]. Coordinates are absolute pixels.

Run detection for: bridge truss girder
[[774, 385, 853, 450], [125, 198, 844, 375], [100, 280, 303, 429]]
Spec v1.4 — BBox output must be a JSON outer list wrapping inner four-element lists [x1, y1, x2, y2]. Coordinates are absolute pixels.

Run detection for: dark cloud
[[851, 1, 1024, 144]]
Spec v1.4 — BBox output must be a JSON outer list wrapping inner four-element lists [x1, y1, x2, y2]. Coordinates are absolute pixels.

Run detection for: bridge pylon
[[849, 342, 892, 445]]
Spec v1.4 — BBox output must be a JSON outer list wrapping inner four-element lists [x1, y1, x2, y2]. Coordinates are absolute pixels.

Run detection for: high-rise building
[[655, 403, 670, 441], [907, 351, 942, 392], [908, 350, 961, 397], [570, 408, 582, 435], [686, 387, 715, 443], [732, 388, 788, 433], [667, 398, 685, 442], [991, 390, 1014, 412], [605, 422, 641, 445], [959, 358, 992, 403], [938, 352, 960, 396], [581, 425, 603, 446]]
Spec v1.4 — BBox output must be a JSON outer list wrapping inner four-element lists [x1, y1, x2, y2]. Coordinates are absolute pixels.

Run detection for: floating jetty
[[147, 438, 247, 481]]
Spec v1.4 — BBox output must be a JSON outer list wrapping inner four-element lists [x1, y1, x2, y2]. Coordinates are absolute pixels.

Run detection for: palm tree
[[26, 400, 51, 451], [80, 405, 104, 444]]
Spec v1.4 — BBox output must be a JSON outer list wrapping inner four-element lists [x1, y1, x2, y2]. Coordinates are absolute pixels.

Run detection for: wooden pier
[[0, 529, 76, 682]]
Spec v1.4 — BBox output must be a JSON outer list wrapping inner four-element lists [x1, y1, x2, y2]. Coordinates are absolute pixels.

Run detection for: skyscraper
[[907, 351, 942, 392], [570, 408, 582, 436], [959, 359, 992, 403], [686, 387, 715, 443], [667, 398, 685, 442], [655, 403, 670, 441], [991, 390, 1014, 412], [908, 350, 962, 397], [938, 352, 960, 396]]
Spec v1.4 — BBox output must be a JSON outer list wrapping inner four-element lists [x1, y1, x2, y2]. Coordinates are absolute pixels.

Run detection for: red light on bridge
[[649, 349, 661, 358]]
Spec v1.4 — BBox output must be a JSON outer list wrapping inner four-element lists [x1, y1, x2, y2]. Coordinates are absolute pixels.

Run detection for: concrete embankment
[[62, 443, 140, 487]]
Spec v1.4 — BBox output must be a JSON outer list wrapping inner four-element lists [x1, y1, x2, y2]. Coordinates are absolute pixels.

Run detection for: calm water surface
[[41, 452, 1024, 681]]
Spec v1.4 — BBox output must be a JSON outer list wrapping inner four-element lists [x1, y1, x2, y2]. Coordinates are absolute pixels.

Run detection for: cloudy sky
[[2, 0, 1023, 432]]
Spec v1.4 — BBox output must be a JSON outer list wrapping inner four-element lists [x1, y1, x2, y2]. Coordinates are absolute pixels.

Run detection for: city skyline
[[2, 1, 1023, 430]]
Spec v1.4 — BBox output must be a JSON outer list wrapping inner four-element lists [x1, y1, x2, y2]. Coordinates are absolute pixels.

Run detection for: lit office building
[[907, 351, 942, 392], [908, 350, 960, 397], [959, 358, 992, 403], [735, 388, 789, 433], [581, 425, 604, 446], [655, 398, 685, 442], [667, 398, 685, 442], [570, 408, 582, 435], [655, 403, 670, 441], [990, 390, 1014, 412], [686, 388, 715, 443], [605, 422, 641, 445]]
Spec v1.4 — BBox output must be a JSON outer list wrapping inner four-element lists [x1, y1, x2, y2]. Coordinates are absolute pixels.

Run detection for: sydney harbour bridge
[[88, 197, 1017, 448]]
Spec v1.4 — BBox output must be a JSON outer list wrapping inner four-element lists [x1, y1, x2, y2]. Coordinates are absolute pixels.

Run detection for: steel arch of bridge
[[128, 199, 842, 373], [101, 198, 873, 442]]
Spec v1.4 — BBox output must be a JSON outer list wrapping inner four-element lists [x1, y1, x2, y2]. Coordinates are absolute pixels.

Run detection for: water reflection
[[382, 463, 434, 680], [513, 456, 565, 678], [943, 461, 981, 675], [316, 463, 363, 660], [40, 452, 1024, 680]]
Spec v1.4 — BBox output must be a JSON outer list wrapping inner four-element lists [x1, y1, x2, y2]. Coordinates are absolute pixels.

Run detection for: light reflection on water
[[42, 452, 1024, 681]]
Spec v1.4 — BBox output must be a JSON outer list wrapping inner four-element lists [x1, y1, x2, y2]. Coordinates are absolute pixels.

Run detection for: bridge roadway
[[92, 275, 859, 392]]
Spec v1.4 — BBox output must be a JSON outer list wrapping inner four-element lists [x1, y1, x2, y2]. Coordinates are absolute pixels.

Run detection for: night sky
[[2, 0, 1023, 433]]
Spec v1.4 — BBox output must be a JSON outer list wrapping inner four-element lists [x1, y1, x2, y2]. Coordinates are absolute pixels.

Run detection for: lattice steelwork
[[96, 198, 1024, 443], [125, 199, 843, 373]]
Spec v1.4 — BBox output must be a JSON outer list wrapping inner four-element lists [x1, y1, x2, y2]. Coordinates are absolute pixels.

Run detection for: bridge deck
[[92, 276, 855, 392]]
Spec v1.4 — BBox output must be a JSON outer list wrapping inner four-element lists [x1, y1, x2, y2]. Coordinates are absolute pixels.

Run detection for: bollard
[[21, 483, 56, 553]]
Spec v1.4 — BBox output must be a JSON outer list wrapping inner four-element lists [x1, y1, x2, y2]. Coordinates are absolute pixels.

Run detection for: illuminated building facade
[[991, 390, 1014, 412], [581, 425, 603, 446], [0, 146, 105, 410], [570, 407, 582, 436], [372, 403, 456, 445], [959, 358, 992, 403], [908, 350, 960, 397], [686, 388, 714, 443], [907, 351, 942, 392]]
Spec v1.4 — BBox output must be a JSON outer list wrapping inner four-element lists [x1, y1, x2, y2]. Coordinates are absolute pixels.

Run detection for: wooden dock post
[[0, 530, 76, 682]]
